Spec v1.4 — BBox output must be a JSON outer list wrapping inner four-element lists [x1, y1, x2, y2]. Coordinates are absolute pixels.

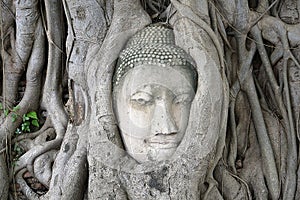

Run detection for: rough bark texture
[[1, 0, 300, 199]]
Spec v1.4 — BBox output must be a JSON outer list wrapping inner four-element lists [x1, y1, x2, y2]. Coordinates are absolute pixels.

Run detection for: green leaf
[[27, 111, 38, 119], [21, 124, 25, 131], [13, 106, 20, 112], [31, 119, 39, 127], [21, 121, 30, 132], [0, 103, 3, 110], [12, 113, 17, 122], [15, 128, 22, 135], [22, 115, 29, 122], [4, 109, 9, 116]]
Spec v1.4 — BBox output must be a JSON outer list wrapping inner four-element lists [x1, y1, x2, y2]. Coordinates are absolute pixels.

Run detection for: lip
[[147, 137, 179, 149]]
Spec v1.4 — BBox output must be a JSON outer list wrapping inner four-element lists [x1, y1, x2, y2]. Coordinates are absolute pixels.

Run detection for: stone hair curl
[[113, 23, 197, 87]]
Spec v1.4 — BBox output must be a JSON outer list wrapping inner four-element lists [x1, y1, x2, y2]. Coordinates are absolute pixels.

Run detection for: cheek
[[116, 98, 154, 138], [172, 104, 191, 130], [128, 104, 153, 129]]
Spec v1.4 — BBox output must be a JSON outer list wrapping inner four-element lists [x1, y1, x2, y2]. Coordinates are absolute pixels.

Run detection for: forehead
[[120, 64, 196, 95]]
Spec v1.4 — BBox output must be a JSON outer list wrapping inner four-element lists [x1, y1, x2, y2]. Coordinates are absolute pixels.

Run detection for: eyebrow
[[173, 88, 194, 96], [130, 90, 153, 97]]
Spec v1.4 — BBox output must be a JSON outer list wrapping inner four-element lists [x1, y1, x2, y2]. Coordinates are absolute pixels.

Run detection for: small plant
[[11, 106, 20, 122], [20, 111, 39, 133], [10, 111, 39, 167], [15, 128, 22, 135], [0, 102, 9, 117], [0, 104, 40, 134], [0, 104, 20, 120]]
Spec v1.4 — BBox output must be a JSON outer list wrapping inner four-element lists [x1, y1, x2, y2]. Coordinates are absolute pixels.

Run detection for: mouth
[[147, 137, 179, 149]]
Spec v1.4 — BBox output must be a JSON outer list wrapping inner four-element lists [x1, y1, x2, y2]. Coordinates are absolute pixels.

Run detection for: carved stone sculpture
[[112, 24, 198, 163]]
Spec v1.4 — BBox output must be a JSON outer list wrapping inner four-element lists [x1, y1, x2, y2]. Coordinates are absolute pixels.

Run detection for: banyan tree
[[1, 0, 300, 199]]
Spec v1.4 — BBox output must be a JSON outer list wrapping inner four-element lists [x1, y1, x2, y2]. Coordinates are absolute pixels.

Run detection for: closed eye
[[130, 92, 153, 106], [173, 94, 193, 105]]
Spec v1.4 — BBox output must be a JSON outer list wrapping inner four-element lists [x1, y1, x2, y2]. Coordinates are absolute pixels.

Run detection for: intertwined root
[[1, 0, 300, 199], [1, 0, 67, 198]]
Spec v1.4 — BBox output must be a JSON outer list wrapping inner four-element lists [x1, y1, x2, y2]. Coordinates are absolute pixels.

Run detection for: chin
[[129, 147, 177, 163], [152, 148, 177, 161]]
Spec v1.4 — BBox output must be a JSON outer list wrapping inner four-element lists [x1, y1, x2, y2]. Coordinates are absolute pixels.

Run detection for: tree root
[[170, 2, 230, 199], [235, 30, 280, 199], [12, 118, 53, 144], [16, 169, 40, 200], [14, 138, 63, 174], [15, 3, 71, 196], [243, 72, 280, 200], [34, 150, 57, 188], [0, 16, 45, 144], [17, 127, 56, 153], [60, 146, 87, 200], [227, 34, 256, 173], [239, 122, 269, 200], [0, 14, 45, 199], [0, 155, 9, 200], [47, 125, 80, 199], [228, 101, 238, 173], [171, 0, 225, 72], [42, 0, 68, 139], [251, 24, 297, 199]]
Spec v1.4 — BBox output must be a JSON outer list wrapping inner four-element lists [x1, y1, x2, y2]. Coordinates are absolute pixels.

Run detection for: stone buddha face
[[112, 24, 197, 163], [113, 64, 196, 163]]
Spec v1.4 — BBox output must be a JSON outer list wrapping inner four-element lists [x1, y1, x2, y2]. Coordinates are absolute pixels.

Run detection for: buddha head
[[112, 24, 198, 163]]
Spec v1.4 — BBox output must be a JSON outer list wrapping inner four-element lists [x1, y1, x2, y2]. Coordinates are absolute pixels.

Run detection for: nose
[[151, 100, 178, 135]]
